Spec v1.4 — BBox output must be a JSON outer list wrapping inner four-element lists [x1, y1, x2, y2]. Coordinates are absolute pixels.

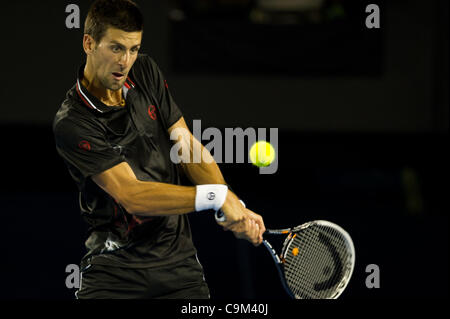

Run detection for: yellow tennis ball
[[249, 141, 276, 167]]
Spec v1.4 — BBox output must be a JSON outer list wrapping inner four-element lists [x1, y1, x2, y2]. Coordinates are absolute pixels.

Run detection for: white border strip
[[77, 79, 104, 113]]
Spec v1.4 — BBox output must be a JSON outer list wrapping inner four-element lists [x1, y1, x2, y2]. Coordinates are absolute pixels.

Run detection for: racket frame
[[262, 239, 296, 298]]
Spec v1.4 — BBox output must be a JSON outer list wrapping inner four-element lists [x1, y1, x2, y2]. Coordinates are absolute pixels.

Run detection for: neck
[[82, 61, 124, 107]]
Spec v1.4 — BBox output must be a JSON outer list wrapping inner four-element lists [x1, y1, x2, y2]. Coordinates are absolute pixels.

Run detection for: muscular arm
[[92, 161, 196, 216], [92, 117, 224, 217], [91, 118, 229, 217]]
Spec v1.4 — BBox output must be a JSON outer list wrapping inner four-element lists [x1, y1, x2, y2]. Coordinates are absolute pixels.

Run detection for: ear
[[83, 34, 96, 54]]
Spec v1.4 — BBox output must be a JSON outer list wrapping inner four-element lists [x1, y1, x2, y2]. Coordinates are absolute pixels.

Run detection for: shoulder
[[53, 90, 102, 141], [130, 53, 164, 89], [133, 53, 159, 72]]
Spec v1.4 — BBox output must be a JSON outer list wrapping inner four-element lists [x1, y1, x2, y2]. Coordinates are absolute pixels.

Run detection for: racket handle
[[264, 229, 292, 235]]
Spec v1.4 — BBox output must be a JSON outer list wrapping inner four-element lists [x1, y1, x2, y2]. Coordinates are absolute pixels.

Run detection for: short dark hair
[[84, 0, 144, 43]]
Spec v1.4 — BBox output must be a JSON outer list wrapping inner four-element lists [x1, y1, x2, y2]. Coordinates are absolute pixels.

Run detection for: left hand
[[221, 208, 266, 246]]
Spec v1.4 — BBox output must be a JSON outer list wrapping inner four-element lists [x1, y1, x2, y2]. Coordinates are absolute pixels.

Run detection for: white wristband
[[215, 200, 246, 222], [195, 184, 228, 212]]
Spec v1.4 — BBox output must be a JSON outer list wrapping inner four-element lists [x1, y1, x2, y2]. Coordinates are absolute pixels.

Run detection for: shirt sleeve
[[54, 117, 125, 179], [140, 55, 183, 128]]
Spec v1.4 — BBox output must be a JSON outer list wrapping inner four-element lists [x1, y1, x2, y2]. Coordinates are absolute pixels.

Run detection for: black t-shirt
[[53, 54, 197, 269]]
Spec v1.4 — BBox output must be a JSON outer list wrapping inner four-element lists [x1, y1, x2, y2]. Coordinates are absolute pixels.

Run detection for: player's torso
[[94, 86, 175, 184]]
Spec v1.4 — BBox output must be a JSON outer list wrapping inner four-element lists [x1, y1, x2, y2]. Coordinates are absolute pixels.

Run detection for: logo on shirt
[[78, 140, 91, 151], [148, 105, 157, 121]]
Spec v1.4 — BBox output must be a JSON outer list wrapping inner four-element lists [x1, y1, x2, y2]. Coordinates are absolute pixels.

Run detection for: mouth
[[112, 72, 125, 81]]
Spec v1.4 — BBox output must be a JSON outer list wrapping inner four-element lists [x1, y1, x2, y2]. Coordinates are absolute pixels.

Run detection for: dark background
[[0, 0, 448, 299]]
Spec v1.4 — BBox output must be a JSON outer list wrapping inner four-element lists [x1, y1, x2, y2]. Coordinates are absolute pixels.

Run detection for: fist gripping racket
[[263, 220, 355, 299]]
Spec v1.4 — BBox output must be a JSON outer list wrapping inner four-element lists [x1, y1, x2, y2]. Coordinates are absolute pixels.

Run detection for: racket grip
[[264, 229, 291, 235]]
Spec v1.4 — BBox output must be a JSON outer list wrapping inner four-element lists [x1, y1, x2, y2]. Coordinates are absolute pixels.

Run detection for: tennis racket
[[263, 220, 355, 299]]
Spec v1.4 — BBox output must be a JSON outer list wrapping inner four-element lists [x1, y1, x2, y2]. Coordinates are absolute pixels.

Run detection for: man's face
[[87, 27, 142, 91]]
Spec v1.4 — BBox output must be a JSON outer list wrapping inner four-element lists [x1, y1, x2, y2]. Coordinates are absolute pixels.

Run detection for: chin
[[110, 84, 123, 91], [104, 81, 122, 91]]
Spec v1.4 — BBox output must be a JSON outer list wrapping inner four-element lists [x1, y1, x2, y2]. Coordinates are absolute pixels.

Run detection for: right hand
[[218, 191, 266, 246]]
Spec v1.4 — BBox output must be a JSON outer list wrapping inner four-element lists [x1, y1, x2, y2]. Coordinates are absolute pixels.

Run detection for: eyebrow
[[110, 41, 141, 49]]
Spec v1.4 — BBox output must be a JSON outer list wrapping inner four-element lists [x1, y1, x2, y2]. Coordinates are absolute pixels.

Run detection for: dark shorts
[[76, 254, 210, 299]]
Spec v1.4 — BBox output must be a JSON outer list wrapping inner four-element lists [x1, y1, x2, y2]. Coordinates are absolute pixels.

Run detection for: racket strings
[[296, 227, 347, 298], [295, 227, 348, 298], [286, 231, 335, 298], [283, 225, 352, 299], [286, 229, 333, 298]]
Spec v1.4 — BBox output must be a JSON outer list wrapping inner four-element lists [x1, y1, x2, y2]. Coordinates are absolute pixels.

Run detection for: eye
[[111, 45, 122, 53], [131, 47, 140, 54]]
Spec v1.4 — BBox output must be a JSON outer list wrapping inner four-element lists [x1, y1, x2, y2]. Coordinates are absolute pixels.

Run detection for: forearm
[[122, 180, 196, 216], [93, 161, 224, 217]]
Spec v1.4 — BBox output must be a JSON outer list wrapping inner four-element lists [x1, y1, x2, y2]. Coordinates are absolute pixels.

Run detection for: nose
[[118, 51, 131, 70]]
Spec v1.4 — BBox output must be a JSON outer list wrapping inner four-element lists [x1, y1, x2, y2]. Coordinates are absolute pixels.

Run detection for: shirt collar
[[75, 64, 136, 113]]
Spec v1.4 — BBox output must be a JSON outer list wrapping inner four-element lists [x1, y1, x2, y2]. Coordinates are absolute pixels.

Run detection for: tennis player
[[53, 0, 265, 299]]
